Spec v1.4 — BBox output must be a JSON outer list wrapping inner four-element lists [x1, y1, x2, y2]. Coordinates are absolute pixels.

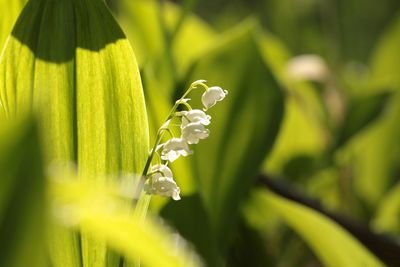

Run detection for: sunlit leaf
[[49, 177, 204, 267], [370, 15, 400, 90], [347, 14, 400, 206], [0, 0, 149, 266], [255, 30, 291, 80], [373, 183, 400, 235], [264, 95, 326, 175], [256, 30, 327, 175], [115, 0, 165, 67], [165, 2, 217, 77], [0, 117, 47, 267], [245, 190, 385, 267], [116, 0, 216, 76], [0, 0, 27, 50]]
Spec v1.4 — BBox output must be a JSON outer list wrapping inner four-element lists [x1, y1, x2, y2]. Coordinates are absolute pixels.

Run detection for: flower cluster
[[143, 80, 228, 201]]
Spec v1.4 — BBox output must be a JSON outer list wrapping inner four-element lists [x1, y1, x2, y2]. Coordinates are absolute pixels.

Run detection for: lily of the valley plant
[[141, 80, 228, 200]]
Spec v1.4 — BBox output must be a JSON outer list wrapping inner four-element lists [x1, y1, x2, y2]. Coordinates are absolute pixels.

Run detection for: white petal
[[172, 190, 181, 201], [181, 109, 211, 128], [151, 164, 173, 178], [147, 176, 181, 200], [201, 86, 228, 110], [161, 138, 193, 162], [161, 150, 180, 162], [182, 122, 210, 144]]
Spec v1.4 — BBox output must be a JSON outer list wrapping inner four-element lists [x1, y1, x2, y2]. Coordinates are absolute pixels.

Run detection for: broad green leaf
[[335, 92, 391, 148], [49, 177, 204, 267], [257, 30, 328, 129], [115, 0, 165, 67], [0, 0, 27, 50], [373, 183, 400, 235], [347, 91, 400, 207], [0, 0, 149, 266], [179, 19, 284, 251], [264, 95, 326, 175], [256, 30, 327, 175], [165, 2, 217, 77], [370, 15, 400, 90], [113, 0, 178, 106], [160, 194, 222, 267], [349, 13, 400, 205], [0, 117, 47, 267], [346, 14, 400, 206], [245, 190, 385, 267], [255, 30, 291, 80], [116, 0, 216, 81]]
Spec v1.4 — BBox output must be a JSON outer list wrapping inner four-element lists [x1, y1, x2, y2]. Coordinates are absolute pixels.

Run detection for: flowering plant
[[138, 80, 228, 200]]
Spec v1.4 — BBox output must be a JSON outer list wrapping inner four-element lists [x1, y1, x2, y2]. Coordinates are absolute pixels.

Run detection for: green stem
[[133, 131, 165, 202], [133, 81, 208, 201]]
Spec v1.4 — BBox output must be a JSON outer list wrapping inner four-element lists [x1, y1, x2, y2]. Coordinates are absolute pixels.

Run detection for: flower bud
[[201, 86, 228, 110]]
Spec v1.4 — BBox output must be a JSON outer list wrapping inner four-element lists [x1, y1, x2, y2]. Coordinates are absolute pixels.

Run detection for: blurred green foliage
[[0, 118, 46, 267]]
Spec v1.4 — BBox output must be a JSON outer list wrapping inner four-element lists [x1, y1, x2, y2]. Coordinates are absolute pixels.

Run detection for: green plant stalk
[[129, 81, 207, 267], [133, 81, 208, 202]]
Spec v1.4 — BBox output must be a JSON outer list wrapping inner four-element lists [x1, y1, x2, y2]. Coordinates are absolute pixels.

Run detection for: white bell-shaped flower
[[201, 86, 228, 110], [181, 109, 211, 128], [182, 122, 210, 144], [150, 164, 173, 179], [161, 138, 193, 162], [150, 177, 181, 200], [145, 165, 181, 200]]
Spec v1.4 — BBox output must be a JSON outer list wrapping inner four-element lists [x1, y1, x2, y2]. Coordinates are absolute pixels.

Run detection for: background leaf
[[116, 0, 217, 76], [344, 15, 400, 208], [335, 91, 391, 148], [244, 189, 385, 267], [0, 117, 47, 267], [373, 183, 400, 235], [370, 15, 400, 89], [161, 194, 222, 266], [0, 0, 26, 50], [49, 177, 204, 267]]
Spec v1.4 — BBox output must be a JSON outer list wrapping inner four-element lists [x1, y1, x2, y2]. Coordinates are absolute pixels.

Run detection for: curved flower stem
[[155, 151, 162, 165], [182, 81, 208, 99], [158, 127, 174, 139], [176, 101, 192, 111], [133, 131, 165, 201], [133, 80, 208, 201]]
